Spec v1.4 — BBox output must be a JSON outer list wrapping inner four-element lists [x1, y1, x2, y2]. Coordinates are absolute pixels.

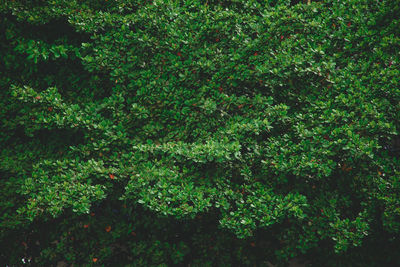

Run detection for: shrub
[[1, 0, 400, 266]]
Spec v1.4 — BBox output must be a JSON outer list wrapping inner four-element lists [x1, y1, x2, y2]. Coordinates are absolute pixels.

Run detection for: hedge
[[1, 0, 400, 266]]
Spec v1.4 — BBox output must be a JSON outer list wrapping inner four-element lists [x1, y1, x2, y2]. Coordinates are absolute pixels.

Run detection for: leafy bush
[[1, 0, 400, 266]]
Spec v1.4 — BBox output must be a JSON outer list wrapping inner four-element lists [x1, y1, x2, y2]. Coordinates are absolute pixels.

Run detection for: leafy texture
[[1, 0, 400, 265]]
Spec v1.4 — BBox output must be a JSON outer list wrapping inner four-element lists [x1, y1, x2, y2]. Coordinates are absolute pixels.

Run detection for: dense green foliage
[[1, 0, 400, 265]]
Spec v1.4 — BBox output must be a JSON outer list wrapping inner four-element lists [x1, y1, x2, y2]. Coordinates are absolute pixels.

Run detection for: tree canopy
[[1, 0, 400, 266]]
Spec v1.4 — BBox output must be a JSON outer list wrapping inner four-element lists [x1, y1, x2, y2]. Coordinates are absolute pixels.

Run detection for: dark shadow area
[[34, 128, 85, 147], [379, 135, 400, 158], [6, 14, 90, 45]]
